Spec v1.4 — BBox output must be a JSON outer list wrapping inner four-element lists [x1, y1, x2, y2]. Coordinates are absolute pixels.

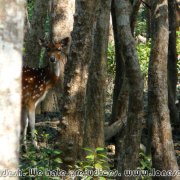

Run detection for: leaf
[[84, 177, 93, 180], [95, 163, 102, 169], [53, 150, 62, 155], [96, 147, 106, 153], [83, 147, 94, 153], [54, 158, 62, 164], [86, 155, 95, 160], [97, 154, 108, 159], [84, 165, 93, 169], [99, 177, 106, 180]]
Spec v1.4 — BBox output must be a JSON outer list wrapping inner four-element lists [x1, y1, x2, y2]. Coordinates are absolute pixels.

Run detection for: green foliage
[[136, 42, 151, 81], [135, 21, 146, 36], [73, 147, 110, 179], [135, 6, 146, 36], [20, 131, 62, 179], [27, 0, 35, 22], [107, 42, 151, 87], [107, 43, 115, 75], [137, 152, 152, 180]]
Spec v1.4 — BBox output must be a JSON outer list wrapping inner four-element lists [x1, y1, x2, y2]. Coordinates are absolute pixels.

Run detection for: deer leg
[[21, 107, 28, 151], [28, 107, 39, 149]]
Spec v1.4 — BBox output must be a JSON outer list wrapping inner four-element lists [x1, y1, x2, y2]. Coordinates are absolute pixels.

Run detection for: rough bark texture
[[148, 0, 179, 178], [168, 0, 179, 124], [110, 0, 126, 125], [59, 0, 100, 168], [114, 0, 144, 178], [41, 0, 75, 113], [145, 0, 152, 40], [83, 0, 111, 148], [0, 0, 24, 178], [130, 0, 141, 35], [24, 0, 49, 67], [50, 0, 75, 40]]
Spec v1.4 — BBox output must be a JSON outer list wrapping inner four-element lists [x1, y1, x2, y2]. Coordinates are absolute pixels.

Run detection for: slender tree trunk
[[114, 0, 144, 178], [24, 0, 49, 67], [110, 0, 126, 125], [83, 0, 111, 148], [168, 0, 179, 124], [41, 0, 75, 113], [24, 4, 31, 36], [130, 0, 141, 35], [0, 0, 25, 178], [148, 0, 179, 178], [145, 0, 151, 40], [59, 0, 100, 168]]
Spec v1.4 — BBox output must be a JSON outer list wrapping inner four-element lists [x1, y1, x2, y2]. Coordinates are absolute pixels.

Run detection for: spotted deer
[[21, 37, 69, 150]]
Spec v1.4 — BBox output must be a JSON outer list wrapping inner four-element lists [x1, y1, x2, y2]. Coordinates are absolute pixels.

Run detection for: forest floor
[[33, 77, 180, 168]]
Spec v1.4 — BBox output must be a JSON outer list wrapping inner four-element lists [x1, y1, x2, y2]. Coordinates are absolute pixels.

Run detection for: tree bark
[[114, 0, 144, 178], [41, 0, 75, 113], [24, 0, 49, 67], [148, 0, 179, 178], [0, 0, 24, 178], [110, 0, 126, 126], [83, 0, 111, 148], [50, 0, 75, 40], [59, 0, 100, 168], [130, 0, 141, 35], [145, 0, 152, 40], [168, 0, 179, 124], [109, 5, 129, 172]]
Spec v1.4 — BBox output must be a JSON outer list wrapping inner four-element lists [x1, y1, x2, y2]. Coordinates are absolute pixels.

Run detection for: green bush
[[72, 147, 110, 179], [136, 42, 151, 82], [27, 0, 35, 22], [107, 43, 115, 75], [137, 152, 152, 180], [19, 131, 62, 179]]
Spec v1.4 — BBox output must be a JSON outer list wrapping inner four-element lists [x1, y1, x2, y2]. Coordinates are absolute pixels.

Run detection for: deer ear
[[60, 37, 70, 47]]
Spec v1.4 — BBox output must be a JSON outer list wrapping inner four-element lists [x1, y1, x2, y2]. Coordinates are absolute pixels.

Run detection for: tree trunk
[[114, 0, 144, 178], [50, 0, 75, 40], [41, 0, 75, 113], [145, 0, 151, 40], [168, 0, 179, 124], [148, 0, 179, 178], [24, 0, 49, 67], [59, 0, 100, 168], [0, 0, 24, 178], [110, 0, 126, 125], [83, 0, 111, 148], [130, 0, 141, 35]]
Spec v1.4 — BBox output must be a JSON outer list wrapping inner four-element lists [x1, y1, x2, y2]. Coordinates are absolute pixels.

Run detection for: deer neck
[[45, 61, 61, 88]]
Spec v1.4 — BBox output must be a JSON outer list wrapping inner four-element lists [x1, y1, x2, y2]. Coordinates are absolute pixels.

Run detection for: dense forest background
[[0, 0, 180, 179]]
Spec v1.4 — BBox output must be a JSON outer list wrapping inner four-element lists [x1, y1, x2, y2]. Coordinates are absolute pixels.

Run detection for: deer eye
[[46, 47, 51, 52]]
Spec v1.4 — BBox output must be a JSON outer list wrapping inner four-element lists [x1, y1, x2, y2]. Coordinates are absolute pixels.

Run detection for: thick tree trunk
[[0, 0, 24, 178], [148, 0, 179, 178], [24, 0, 49, 67], [114, 0, 144, 178], [83, 0, 111, 148], [50, 0, 75, 40], [41, 0, 75, 113], [168, 0, 179, 124], [59, 0, 100, 168]]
